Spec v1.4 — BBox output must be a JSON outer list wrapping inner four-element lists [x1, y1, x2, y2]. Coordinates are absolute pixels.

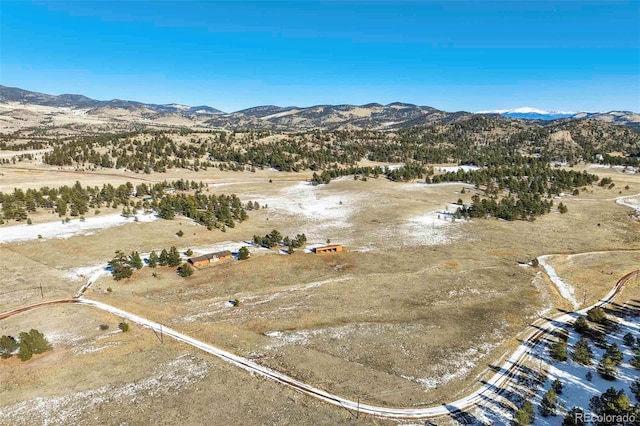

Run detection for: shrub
[[574, 316, 590, 334], [176, 229, 184, 237], [552, 378, 563, 395], [119, 322, 129, 332], [0, 335, 18, 359], [623, 332, 635, 347], [178, 262, 194, 277], [631, 378, 640, 402], [586, 307, 607, 324], [238, 246, 250, 260], [630, 349, 640, 369]]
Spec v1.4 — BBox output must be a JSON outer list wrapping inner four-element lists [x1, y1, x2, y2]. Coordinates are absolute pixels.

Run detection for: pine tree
[[108, 250, 133, 280], [129, 251, 143, 269], [574, 316, 590, 334], [589, 387, 635, 422], [623, 332, 635, 346], [587, 307, 607, 323], [562, 407, 586, 426], [523, 400, 535, 424], [238, 246, 250, 260], [25, 329, 51, 354], [178, 262, 194, 277], [572, 338, 593, 365], [550, 339, 568, 361], [18, 340, 33, 361], [630, 349, 640, 369], [631, 378, 640, 402], [597, 356, 618, 380], [148, 251, 158, 268], [0, 335, 18, 359], [605, 343, 624, 366], [540, 389, 558, 416], [167, 246, 182, 267], [552, 378, 563, 394], [512, 408, 530, 425], [159, 248, 169, 266]]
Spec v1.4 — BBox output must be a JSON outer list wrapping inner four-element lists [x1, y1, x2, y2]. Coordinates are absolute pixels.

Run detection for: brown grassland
[[1, 161, 639, 424]]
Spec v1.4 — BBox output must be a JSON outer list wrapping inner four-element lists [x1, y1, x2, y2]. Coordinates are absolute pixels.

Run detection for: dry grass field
[[0, 305, 366, 426], [1, 160, 639, 423]]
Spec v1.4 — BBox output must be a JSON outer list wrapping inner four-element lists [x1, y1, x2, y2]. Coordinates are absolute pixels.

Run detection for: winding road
[[2, 263, 637, 420]]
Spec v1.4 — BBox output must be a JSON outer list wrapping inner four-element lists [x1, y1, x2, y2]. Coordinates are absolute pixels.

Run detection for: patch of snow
[[246, 181, 361, 241], [538, 255, 579, 308], [0, 212, 158, 244], [588, 164, 637, 174], [71, 341, 123, 356], [616, 194, 640, 215], [402, 208, 466, 247]]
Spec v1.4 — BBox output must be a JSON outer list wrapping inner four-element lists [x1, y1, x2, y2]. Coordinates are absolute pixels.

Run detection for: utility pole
[[153, 325, 164, 344]]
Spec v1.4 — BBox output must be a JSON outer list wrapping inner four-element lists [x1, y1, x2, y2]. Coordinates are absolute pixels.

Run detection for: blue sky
[[1, 1, 639, 112]]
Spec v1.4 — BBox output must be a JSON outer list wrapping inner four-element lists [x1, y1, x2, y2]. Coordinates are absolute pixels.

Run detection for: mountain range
[[476, 107, 577, 120], [1, 85, 638, 132]]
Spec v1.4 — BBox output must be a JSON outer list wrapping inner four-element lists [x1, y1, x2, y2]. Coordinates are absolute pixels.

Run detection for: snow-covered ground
[[402, 204, 468, 247], [588, 164, 637, 174], [0, 213, 158, 244], [617, 194, 640, 215], [532, 313, 639, 425], [246, 181, 361, 241], [189, 240, 255, 256], [538, 255, 579, 308]]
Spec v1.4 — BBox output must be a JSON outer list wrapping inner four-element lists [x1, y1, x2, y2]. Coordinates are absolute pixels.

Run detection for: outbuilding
[[188, 250, 233, 267], [314, 244, 343, 254]]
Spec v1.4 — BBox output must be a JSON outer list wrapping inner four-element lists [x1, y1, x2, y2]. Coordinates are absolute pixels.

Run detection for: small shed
[[188, 250, 233, 267], [314, 244, 343, 254]]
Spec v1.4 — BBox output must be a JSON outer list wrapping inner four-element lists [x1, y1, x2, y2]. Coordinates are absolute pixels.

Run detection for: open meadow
[[1, 158, 639, 423]]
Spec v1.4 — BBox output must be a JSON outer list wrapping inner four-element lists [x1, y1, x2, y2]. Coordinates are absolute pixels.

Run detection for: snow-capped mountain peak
[[476, 107, 577, 121], [476, 107, 575, 115]]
